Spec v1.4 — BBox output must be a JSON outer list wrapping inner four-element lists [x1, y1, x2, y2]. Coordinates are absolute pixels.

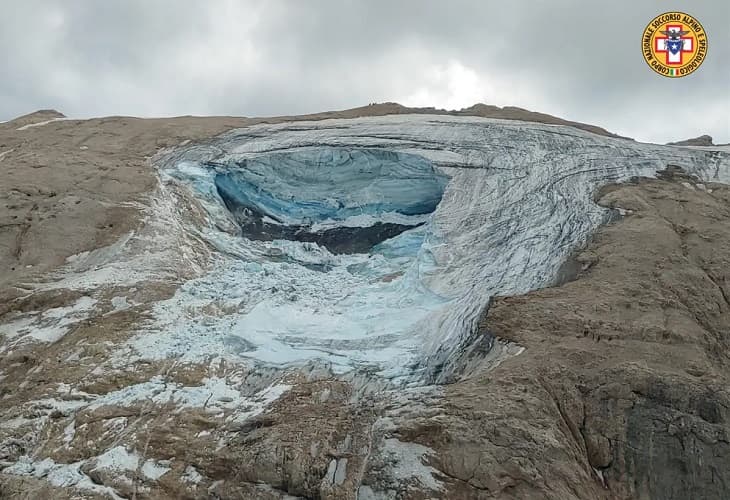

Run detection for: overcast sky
[[1, 0, 728, 143]]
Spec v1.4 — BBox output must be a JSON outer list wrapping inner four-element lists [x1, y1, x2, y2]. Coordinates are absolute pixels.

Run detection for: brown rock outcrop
[[667, 134, 715, 147]]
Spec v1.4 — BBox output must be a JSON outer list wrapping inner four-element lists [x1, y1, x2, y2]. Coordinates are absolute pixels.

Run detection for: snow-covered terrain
[[122, 114, 730, 384]]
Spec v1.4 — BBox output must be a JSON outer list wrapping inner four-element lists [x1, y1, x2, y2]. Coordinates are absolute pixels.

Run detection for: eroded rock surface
[[668, 134, 715, 147]]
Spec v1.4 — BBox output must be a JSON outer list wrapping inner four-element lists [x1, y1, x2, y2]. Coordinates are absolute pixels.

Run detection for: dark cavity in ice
[[213, 148, 449, 254]]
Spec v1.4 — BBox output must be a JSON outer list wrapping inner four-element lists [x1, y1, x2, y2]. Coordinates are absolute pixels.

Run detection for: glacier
[[127, 114, 730, 385]]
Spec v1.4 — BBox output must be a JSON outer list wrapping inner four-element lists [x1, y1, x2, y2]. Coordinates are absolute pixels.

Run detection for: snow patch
[[63, 420, 76, 444], [380, 438, 443, 491], [8, 376, 291, 425], [16, 117, 67, 130], [182, 465, 204, 485], [110, 296, 130, 312], [141, 459, 170, 480], [0, 148, 15, 161], [93, 445, 139, 472], [310, 211, 430, 232], [0, 296, 97, 345], [65, 250, 90, 263], [4, 456, 125, 499]]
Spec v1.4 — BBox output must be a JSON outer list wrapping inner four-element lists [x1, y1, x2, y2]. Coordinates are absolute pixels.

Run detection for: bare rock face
[[456, 103, 627, 138], [0, 106, 729, 500], [667, 134, 715, 146]]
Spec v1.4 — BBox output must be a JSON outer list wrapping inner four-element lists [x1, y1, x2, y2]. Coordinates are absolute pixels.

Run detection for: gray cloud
[[1, 0, 728, 143]]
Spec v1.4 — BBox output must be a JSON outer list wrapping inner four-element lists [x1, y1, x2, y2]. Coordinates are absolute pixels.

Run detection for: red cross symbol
[[655, 24, 694, 65]]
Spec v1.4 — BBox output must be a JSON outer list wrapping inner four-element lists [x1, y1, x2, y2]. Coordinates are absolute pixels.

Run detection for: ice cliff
[[131, 114, 730, 385]]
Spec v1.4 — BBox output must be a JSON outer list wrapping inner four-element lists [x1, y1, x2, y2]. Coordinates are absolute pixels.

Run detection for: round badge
[[642, 12, 708, 78]]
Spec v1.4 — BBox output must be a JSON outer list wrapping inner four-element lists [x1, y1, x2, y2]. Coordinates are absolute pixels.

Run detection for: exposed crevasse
[[129, 114, 730, 384], [212, 149, 448, 254], [213, 149, 447, 225]]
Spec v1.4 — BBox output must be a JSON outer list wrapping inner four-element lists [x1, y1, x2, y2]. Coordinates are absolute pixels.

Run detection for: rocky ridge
[[667, 134, 715, 147]]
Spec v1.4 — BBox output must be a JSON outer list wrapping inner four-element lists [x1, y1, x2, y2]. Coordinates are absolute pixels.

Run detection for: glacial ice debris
[[133, 115, 730, 383]]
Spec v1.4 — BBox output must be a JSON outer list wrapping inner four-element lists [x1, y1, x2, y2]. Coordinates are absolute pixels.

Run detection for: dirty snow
[[0, 148, 15, 161], [0, 296, 97, 345], [182, 465, 204, 484], [16, 117, 67, 131], [141, 459, 171, 480], [381, 438, 443, 491], [4, 456, 125, 499]]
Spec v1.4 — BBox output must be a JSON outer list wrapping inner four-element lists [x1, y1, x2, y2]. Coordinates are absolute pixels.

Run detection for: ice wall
[[211, 149, 448, 254]]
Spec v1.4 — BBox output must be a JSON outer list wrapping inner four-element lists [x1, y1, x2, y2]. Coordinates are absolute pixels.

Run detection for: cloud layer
[[1, 0, 728, 143]]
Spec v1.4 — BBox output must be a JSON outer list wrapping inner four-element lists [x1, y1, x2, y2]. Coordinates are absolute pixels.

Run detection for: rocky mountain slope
[[667, 135, 715, 147], [0, 105, 728, 499]]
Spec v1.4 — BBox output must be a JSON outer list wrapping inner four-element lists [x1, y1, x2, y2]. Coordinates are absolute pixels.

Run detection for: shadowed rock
[[667, 134, 714, 146]]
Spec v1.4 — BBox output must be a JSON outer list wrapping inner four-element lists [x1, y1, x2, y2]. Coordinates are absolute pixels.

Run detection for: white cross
[[655, 24, 693, 65]]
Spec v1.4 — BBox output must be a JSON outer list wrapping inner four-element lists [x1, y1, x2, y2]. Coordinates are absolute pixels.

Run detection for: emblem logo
[[642, 12, 708, 78]]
